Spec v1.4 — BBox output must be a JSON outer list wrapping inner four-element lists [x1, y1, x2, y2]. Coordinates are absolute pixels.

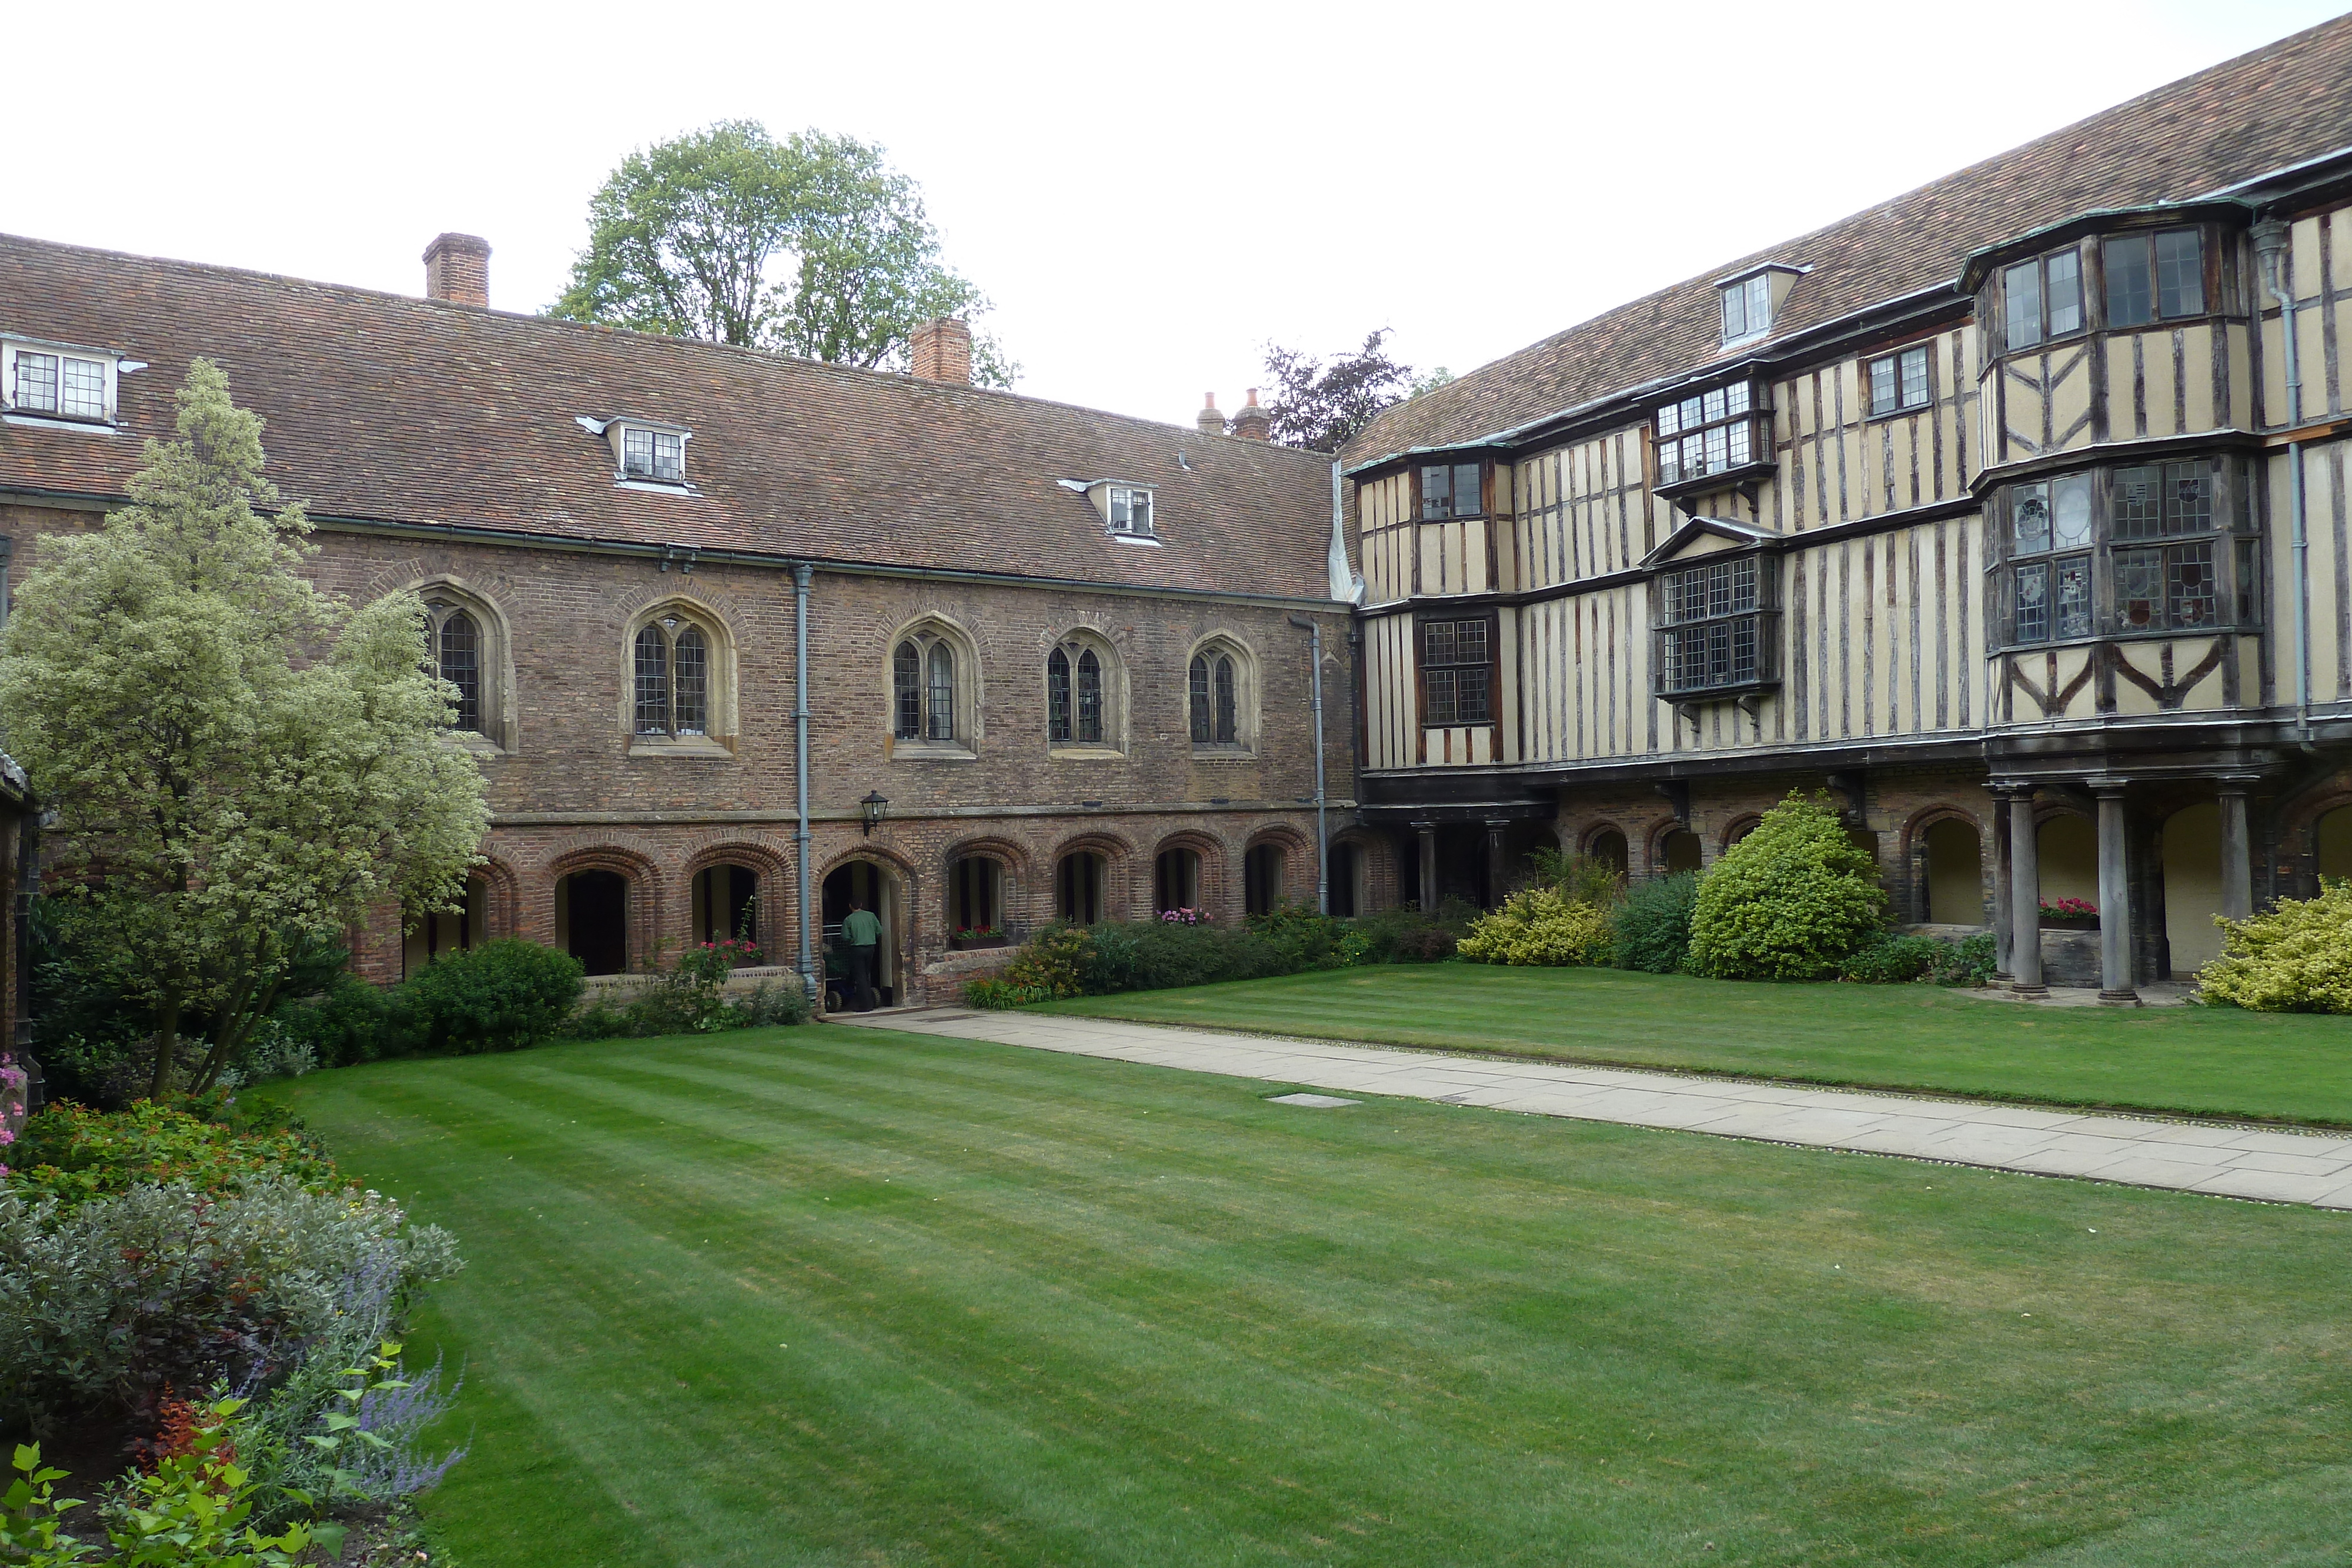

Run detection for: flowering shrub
[[950, 925, 1004, 942], [2197, 880, 2352, 1013], [1688, 793, 1887, 981], [699, 935, 765, 967], [1158, 907, 1208, 925], [2040, 897, 2099, 920], [6, 1103, 338, 1211], [1458, 888, 1613, 967]]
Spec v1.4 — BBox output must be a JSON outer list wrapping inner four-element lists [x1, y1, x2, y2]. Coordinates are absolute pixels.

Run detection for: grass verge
[[1040, 964, 2352, 1124]]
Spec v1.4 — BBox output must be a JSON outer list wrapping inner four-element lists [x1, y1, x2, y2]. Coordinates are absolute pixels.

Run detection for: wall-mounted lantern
[[860, 791, 890, 837]]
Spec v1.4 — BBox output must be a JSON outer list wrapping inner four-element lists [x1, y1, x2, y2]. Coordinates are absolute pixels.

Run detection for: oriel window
[[2002, 247, 2082, 350], [1419, 617, 1492, 726], [1419, 461, 1484, 520], [1653, 557, 1779, 696], [1654, 380, 1761, 487], [2103, 229, 2204, 329]]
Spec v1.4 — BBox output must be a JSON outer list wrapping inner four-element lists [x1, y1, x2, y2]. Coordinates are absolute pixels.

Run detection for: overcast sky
[[11, 1, 2346, 427]]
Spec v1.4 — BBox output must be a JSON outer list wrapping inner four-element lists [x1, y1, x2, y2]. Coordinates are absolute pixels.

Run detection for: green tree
[[1686, 793, 1887, 981], [0, 361, 489, 1098], [552, 121, 1016, 386]]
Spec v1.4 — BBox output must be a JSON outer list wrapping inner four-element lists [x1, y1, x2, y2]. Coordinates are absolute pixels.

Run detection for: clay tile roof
[[0, 237, 1339, 601], [1345, 14, 2352, 469]]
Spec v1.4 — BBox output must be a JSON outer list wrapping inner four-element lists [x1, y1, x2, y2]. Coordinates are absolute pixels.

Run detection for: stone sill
[[627, 735, 734, 760]]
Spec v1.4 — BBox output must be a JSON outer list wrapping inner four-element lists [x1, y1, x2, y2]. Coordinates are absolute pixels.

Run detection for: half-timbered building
[[1342, 16, 2352, 994]]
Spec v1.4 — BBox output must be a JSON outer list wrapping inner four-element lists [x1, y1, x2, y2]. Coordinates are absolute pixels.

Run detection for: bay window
[[1652, 554, 1781, 697], [1997, 456, 2250, 648], [1654, 380, 1770, 491]]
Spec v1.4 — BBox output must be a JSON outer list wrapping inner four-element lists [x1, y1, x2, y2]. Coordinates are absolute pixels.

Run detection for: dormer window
[[1108, 485, 1154, 537], [3, 339, 118, 425], [623, 426, 684, 483], [1720, 273, 1772, 343]]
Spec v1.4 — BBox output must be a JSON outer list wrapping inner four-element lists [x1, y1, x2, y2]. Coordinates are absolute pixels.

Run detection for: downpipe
[[1289, 614, 1328, 914], [793, 563, 816, 999]]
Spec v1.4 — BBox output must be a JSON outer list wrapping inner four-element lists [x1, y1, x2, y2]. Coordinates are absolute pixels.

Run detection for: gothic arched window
[[634, 615, 711, 737], [1190, 651, 1238, 745], [1048, 640, 1108, 745], [427, 600, 482, 734]]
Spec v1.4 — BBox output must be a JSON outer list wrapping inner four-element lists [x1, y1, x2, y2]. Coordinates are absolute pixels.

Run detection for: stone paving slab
[[830, 1009, 2352, 1211]]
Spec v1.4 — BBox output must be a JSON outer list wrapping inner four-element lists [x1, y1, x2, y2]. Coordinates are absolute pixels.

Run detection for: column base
[[2008, 982, 2050, 998], [2097, 988, 2142, 1007]]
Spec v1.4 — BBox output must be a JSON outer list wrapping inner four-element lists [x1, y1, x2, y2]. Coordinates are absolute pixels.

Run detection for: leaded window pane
[[439, 611, 481, 734], [1727, 420, 1752, 467], [1703, 425, 1729, 475], [1724, 382, 1751, 417], [1870, 356, 1897, 416], [1702, 387, 1727, 424], [2236, 538, 2259, 625], [2113, 466, 2161, 540], [2114, 547, 2164, 630], [673, 626, 707, 734], [1188, 656, 1211, 743], [1214, 656, 1237, 744], [1657, 402, 1681, 438], [1657, 439, 1681, 486], [1424, 621, 1457, 666], [1746, 276, 1771, 331], [2168, 541, 2217, 628], [1721, 285, 1747, 342], [1900, 347, 1930, 409], [2166, 461, 2213, 531], [2104, 235, 2154, 328], [623, 427, 655, 478], [1047, 647, 1073, 742], [1680, 396, 1704, 430], [2047, 250, 2083, 336], [633, 625, 669, 734], [1425, 667, 1458, 726], [1731, 614, 1756, 682], [2012, 483, 2052, 555], [1681, 433, 1705, 475], [926, 641, 955, 741], [1455, 619, 1488, 666], [1453, 463, 1481, 516], [2014, 561, 2051, 643], [2154, 230, 2203, 319], [1456, 666, 1491, 724], [2052, 474, 2093, 549], [1075, 648, 1102, 743], [12, 353, 57, 413], [2004, 262, 2043, 349], [893, 642, 921, 740], [1419, 464, 1451, 520], [2056, 556, 2093, 639], [59, 357, 105, 419]]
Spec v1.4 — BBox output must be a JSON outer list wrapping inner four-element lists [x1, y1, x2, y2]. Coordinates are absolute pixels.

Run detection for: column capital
[[2213, 775, 2261, 795], [2087, 775, 2132, 799], [1987, 778, 2036, 800]]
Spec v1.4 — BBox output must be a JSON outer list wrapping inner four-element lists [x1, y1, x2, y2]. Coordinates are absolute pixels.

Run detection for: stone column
[[2093, 780, 2138, 1005], [1416, 826, 1438, 913], [2219, 785, 2254, 922], [1990, 788, 2014, 982], [2008, 786, 2045, 995]]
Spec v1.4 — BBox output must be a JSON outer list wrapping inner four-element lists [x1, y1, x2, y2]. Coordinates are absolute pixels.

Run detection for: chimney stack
[[1231, 387, 1271, 442], [910, 317, 973, 385], [1195, 393, 1226, 436], [423, 233, 491, 308]]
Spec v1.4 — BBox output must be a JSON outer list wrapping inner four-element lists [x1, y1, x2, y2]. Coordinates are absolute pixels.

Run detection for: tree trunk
[[148, 994, 181, 1101]]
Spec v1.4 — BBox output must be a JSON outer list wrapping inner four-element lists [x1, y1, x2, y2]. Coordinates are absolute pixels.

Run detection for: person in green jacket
[[841, 897, 883, 1011]]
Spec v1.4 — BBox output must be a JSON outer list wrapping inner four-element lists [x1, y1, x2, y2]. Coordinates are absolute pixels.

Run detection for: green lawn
[[269, 1025, 2352, 1567], [1042, 965, 2352, 1125]]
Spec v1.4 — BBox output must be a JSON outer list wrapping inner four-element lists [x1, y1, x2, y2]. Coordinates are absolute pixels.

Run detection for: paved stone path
[[833, 1008, 2352, 1211]]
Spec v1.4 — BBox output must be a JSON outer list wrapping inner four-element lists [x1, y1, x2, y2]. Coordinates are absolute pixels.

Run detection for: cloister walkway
[[833, 1007, 2352, 1211]]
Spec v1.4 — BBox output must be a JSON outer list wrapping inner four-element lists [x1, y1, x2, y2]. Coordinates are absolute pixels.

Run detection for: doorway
[[2162, 803, 2224, 977], [556, 870, 629, 977], [1154, 847, 1202, 914], [1055, 851, 1107, 924], [1923, 818, 1984, 925], [1660, 828, 1702, 875], [1243, 844, 1285, 915], [821, 861, 901, 1009]]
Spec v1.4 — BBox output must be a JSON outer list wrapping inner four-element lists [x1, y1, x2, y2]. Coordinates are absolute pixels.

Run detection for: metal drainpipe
[[1288, 614, 1329, 914], [2253, 218, 2311, 741], [793, 563, 816, 999]]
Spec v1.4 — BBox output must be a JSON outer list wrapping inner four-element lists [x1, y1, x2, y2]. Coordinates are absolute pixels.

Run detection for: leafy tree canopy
[[1258, 330, 1419, 454], [0, 362, 490, 1097], [552, 121, 1016, 386]]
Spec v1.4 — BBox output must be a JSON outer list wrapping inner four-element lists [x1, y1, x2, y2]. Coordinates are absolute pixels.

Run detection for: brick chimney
[[1195, 393, 1226, 436], [1231, 387, 1271, 441], [910, 317, 973, 384], [422, 233, 491, 308]]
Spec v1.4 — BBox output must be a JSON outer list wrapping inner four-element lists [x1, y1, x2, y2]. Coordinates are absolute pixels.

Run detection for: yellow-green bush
[[1457, 888, 1613, 967], [2197, 880, 2352, 1013], [1688, 793, 1886, 981]]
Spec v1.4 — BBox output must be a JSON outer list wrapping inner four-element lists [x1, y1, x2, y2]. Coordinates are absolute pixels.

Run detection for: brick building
[[0, 237, 1357, 1006], [1340, 16, 2352, 997]]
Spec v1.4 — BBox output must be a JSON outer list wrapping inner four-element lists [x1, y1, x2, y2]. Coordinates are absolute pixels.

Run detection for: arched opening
[[1244, 843, 1286, 915], [1188, 640, 1251, 750], [1661, 828, 1702, 875], [1845, 825, 1880, 872], [947, 855, 1005, 937], [823, 861, 903, 1010], [2319, 805, 2352, 883], [403, 873, 490, 977], [1726, 818, 1763, 850], [1055, 851, 1107, 925], [555, 870, 629, 977], [1047, 635, 1116, 748], [2162, 802, 2224, 977], [693, 864, 760, 952], [1155, 847, 1202, 915], [2036, 814, 2098, 906], [1330, 841, 1362, 917], [1924, 818, 1984, 925], [1588, 829, 1629, 875], [633, 616, 710, 737], [890, 621, 973, 748]]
